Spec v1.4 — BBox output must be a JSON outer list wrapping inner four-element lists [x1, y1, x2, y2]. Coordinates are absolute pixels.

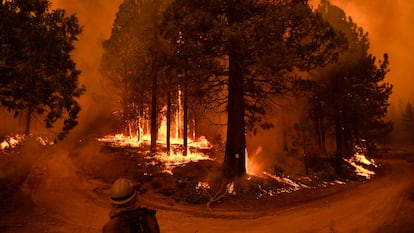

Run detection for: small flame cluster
[[344, 151, 377, 179], [1, 134, 53, 153], [0, 134, 25, 152], [98, 132, 213, 175]]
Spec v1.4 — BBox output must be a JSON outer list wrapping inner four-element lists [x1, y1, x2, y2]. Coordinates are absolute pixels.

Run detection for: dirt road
[[156, 160, 414, 233], [1, 145, 413, 233]]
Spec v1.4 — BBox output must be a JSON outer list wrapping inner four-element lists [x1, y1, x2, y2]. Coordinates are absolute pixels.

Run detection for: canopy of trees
[[100, 0, 393, 178], [0, 0, 84, 140], [299, 0, 393, 158], [161, 0, 346, 177]]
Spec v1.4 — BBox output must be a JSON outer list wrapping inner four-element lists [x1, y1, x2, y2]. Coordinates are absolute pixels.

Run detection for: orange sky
[[51, 0, 413, 113], [50, 0, 123, 89], [311, 0, 414, 112]]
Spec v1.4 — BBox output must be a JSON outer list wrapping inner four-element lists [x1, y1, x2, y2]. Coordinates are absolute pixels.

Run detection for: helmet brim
[[110, 189, 137, 205]]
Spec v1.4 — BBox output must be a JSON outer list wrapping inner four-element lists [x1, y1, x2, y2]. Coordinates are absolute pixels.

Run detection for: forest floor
[[0, 135, 413, 233]]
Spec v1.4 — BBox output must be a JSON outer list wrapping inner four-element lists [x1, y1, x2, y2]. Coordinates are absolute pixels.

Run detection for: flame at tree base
[[98, 133, 214, 174]]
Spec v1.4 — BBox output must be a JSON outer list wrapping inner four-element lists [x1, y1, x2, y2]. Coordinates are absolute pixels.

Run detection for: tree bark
[[150, 60, 158, 154], [123, 56, 129, 133], [24, 105, 33, 136], [166, 74, 172, 154], [223, 38, 246, 178], [335, 109, 344, 161], [314, 92, 326, 155], [183, 66, 188, 156]]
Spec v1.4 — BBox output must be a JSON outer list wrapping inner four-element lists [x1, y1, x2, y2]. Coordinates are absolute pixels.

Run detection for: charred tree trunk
[[183, 66, 188, 156], [335, 108, 344, 163], [166, 74, 172, 154], [223, 38, 246, 178], [313, 93, 326, 155], [343, 123, 353, 156], [24, 105, 33, 136], [150, 61, 158, 154], [123, 60, 129, 133]]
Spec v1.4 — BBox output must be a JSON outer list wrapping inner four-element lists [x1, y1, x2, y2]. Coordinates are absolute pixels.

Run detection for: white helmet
[[109, 178, 137, 205]]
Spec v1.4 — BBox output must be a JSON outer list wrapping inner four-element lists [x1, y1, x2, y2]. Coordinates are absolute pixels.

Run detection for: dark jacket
[[102, 207, 160, 233]]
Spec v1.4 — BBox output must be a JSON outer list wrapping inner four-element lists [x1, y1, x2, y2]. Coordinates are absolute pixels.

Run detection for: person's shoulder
[[129, 206, 157, 215], [102, 217, 121, 233]]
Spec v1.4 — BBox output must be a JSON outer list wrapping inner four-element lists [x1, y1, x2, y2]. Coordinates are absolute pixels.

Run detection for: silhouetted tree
[[100, 0, 150, 133], [162, 0, 345, 177], [100, 0, 171, 153], [317, 0, 393, 159], [0, 0, 84, 140], [401, 102, 414, 143]]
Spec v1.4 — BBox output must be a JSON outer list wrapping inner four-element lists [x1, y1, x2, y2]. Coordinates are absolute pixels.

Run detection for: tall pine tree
[[162, 0, 345, 177], [0, 0, 84, 140]]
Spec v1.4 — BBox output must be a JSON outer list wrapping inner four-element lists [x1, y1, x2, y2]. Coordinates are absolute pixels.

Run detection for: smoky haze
[[50, 0, 124, 139], [312, 0, 414, 111]]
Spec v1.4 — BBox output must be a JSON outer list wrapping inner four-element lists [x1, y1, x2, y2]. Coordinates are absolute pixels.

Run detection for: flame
[[226, 182, 236, 195], [1, 134, 25, 152], [151, 150, 213, 174], [196, 181, 211, 190], [246, 146, 264, 175], [98, 85, 214, 174], [344, 151, 377, 179]]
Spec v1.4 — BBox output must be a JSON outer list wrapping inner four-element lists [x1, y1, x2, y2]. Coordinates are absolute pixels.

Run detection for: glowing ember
[[97, 133, 147, 147], [226, 182, 235, 195], [263, 171, 309, 191], [196, 181, 211, 190], [344, 151, 376, 179], [150, 151, 213, 174], [36, 136, 54, 146]]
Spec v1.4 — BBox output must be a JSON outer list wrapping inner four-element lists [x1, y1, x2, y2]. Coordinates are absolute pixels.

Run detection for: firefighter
[[102, 178, 160, 233]]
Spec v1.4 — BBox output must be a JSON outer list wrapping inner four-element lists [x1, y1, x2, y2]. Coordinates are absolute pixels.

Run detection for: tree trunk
[[335, 109, 344, 161], [123, 59, 129, 133], [166, 74, 172, 154], [183, 66, 188, 156], [24, 105, 33, 136], [314, 93, 326, 155], [150, 61, 158, 154], [344, 123, 353, 156], [223, 39, 246, 178]]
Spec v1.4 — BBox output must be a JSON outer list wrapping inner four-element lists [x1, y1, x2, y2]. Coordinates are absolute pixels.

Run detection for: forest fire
[[246, 146, 265, 176], [98, 131, 213, 174], [344, 150, 377, 179], [97, 96, 215, 174], [1, 135, 54, 153], [0, 134, 24, 152]]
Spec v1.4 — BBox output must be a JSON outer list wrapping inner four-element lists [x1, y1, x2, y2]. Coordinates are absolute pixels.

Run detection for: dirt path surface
[[1, 144, 413, 233], [154, 160, 414, 233]]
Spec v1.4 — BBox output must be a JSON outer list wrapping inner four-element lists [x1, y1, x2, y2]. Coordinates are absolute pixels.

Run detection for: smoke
[[333, 0, 413, 105], [311, 0, 414, 111], [49, 0, 124, 140]]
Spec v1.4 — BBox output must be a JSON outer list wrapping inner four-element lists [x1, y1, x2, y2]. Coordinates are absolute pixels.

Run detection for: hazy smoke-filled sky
[[45, 0, 412, 135], [51, 0, 123, 90], [56, 0, 413, 111], [311, 0, 414, 112], [49, 0, 124, 136]]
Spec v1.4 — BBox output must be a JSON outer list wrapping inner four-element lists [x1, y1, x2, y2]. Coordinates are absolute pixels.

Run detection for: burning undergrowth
[[99, 133, 378, 210], [0, 134, 25, 152], [343, 146, 378, 179], [97, 137, 378, 210], [1, 134, 54, 153]]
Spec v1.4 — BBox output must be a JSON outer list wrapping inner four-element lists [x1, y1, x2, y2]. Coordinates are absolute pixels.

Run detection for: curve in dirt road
[[6, 143, 413, 233], [156, 159, 414, 233]]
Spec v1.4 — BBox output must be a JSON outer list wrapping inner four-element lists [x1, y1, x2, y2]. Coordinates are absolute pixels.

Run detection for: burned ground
[[1, 136, 414, 233]]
